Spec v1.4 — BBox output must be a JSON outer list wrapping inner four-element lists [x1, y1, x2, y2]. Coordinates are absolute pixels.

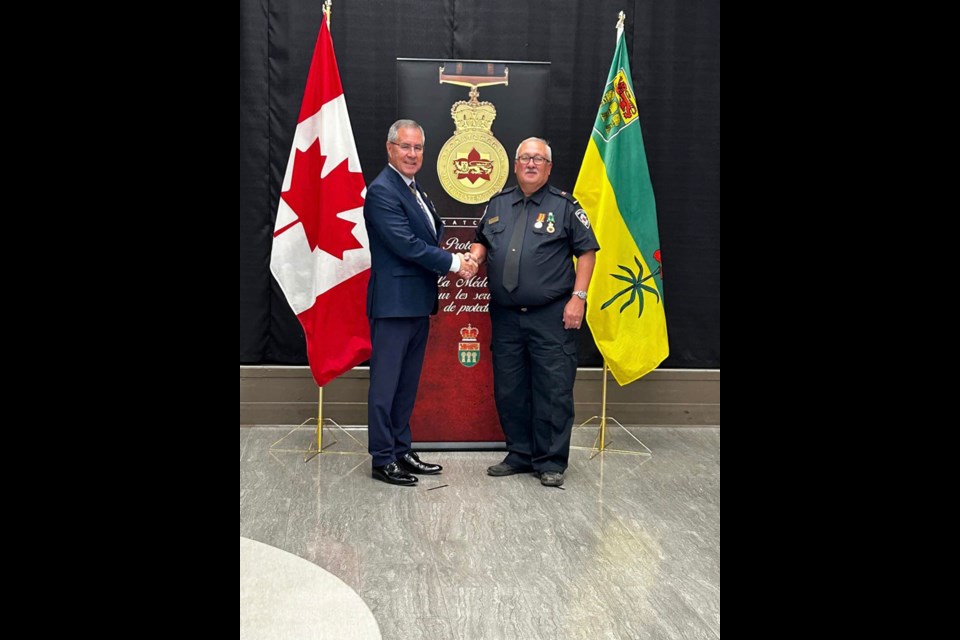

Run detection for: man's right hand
[[457, 253, 478, 279]]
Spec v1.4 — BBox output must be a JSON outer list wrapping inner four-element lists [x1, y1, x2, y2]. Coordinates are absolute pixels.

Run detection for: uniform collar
[[512, 183, 549, 206]]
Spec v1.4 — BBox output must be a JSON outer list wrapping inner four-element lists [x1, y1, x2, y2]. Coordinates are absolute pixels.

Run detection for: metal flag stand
[[270, 387, 367, 463], [571, 363, 652, 459]]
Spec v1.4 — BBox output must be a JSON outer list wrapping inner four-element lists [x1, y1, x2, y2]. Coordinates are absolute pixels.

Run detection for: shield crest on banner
[[458, 324, 480, 367]]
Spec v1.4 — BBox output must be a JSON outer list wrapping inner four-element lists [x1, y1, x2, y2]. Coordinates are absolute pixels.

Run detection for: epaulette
[[490, 185, 518, 199], [549, 185, 578, 205]]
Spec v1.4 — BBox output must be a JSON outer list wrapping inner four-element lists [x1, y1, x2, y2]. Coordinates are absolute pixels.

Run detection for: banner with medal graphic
[[397, 59, 550, 445]]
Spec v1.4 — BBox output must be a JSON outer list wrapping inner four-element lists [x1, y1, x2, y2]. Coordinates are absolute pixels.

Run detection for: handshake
[[455, 252, 479, 279]]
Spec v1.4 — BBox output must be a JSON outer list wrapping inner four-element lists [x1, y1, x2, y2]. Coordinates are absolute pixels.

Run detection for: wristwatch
[[572, 290, 587, 300]]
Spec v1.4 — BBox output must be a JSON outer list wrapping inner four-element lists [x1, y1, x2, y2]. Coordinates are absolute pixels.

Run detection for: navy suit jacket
[[364, 165, 450, 319]]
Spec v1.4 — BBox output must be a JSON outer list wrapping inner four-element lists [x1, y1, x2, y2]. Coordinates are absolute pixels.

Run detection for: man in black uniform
[[466, 137, 598, 487]]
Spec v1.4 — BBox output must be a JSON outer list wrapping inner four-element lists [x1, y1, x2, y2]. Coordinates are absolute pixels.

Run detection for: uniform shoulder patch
[[575, 209, 591, 229]]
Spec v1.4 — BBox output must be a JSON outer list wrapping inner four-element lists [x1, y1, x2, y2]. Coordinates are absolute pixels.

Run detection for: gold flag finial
[[616, 11, 625, 30], [324, 0, 332, 29]]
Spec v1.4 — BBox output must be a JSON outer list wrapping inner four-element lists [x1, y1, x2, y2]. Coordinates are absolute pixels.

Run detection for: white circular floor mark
[[240, 537, 380, 640]]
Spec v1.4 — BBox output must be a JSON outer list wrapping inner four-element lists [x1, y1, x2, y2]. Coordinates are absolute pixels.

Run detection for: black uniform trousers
[[367, 316, 430, 467], [490, 297, 578, 473]]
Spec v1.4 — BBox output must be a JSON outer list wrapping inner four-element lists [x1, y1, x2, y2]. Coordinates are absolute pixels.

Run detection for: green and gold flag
[[574, 20, 669, 385]]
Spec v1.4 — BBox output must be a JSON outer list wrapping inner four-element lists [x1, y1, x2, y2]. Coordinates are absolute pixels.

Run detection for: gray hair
[[515, 137, 552, 162], [388, 119, 426, 145]]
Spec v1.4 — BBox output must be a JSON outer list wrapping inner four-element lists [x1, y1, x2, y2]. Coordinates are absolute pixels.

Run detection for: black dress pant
[[490, 298, 577, 473]]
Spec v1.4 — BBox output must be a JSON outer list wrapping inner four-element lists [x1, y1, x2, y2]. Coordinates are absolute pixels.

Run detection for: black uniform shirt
[[475, 184, 600, 307]]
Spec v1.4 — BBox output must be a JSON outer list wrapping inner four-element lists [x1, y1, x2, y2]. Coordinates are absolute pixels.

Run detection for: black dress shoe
[[539, 471, 565, 487], [372, 462, 418, 486], [487, 462, 532, 476], [397, 451, 443, 475]]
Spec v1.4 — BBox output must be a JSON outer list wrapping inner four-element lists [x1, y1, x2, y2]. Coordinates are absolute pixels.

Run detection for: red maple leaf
[[279, 138, 365, 260], [455, 147, 493, 184]]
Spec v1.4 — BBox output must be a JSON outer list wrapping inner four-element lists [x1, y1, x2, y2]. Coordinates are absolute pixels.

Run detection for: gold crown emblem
[[460, 324, 479, 340], [451, 101, 497, 132]]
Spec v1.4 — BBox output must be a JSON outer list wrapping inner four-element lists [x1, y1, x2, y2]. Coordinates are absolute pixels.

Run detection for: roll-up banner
[[397, 59, 550, 445]]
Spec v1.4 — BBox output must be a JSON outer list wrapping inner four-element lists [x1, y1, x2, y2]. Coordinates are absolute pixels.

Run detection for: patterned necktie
[[409, 181, 435, 231], [502, 202, 529, 292]]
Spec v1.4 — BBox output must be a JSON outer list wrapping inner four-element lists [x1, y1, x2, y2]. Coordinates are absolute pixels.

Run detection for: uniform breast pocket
[[482, 224, 506, 248]]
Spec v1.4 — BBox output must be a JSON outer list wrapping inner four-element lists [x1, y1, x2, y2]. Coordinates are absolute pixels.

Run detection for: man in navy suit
[[363, 119, 475, 486]]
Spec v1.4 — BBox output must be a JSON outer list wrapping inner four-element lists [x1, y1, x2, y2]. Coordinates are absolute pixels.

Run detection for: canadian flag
[[270, 17, 371, 387]]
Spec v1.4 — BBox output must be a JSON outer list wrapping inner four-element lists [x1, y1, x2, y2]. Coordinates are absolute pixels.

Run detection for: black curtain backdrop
[[240, 0, 720, 370]]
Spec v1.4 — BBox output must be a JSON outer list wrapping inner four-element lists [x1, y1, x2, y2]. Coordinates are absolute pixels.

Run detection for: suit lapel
[[387, 167, 440, 243], [413, 184, 442, 241]]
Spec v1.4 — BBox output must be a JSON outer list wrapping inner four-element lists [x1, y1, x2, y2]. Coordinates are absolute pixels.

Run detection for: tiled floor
[[240, 425, 720, 639]]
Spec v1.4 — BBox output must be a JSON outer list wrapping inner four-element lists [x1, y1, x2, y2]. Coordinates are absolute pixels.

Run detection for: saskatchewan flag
[[574, 22, 669, 386]]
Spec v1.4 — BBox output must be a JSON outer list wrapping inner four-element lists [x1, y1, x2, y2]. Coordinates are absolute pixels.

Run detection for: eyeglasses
[[390, 141, 424, 153], [517, 155, 550, 165]]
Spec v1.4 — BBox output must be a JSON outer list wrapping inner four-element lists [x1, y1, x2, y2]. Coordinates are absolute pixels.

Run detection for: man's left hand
[[563, 297, 585, 330]]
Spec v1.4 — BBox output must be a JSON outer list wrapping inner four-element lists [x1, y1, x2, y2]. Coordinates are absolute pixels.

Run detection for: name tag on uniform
[[487, 216, 500, 225]]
